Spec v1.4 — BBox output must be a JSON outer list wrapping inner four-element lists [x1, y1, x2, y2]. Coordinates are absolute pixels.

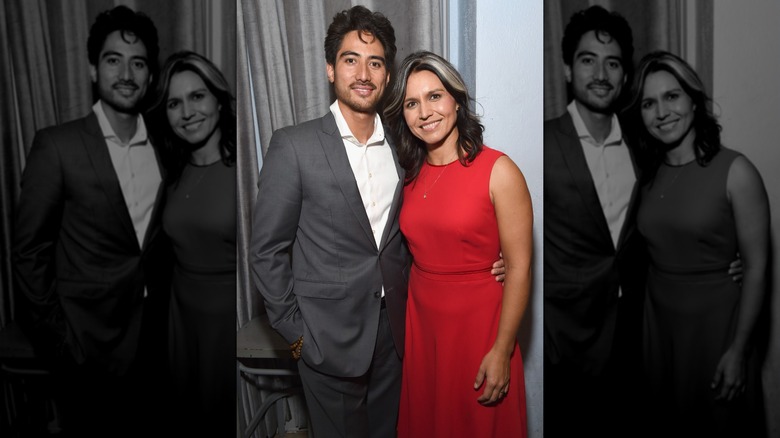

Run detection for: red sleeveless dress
[[397, 146, 527, 437]]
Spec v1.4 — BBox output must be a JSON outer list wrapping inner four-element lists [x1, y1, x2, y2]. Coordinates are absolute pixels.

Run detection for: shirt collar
[[93, 100, 148, 147], [567, 100, 623, 147], [329, 100, 385, 147]]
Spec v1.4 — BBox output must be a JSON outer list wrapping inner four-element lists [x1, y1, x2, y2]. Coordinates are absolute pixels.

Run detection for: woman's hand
[[491, 253, 506, 283], [727, 254, 743, 284], [474, 347, 511, 405], [711, 346, 746, 401]]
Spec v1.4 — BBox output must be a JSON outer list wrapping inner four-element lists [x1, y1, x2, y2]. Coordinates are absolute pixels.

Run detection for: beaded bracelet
[[290, 336, 303, 360]]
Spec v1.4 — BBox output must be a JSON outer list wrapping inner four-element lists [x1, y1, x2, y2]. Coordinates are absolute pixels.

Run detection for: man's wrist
[[290, 335, 303, 360]]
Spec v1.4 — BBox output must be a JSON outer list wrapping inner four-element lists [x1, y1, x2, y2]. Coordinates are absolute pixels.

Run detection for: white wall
[[470, 1, 544, 437], [713, 0, 780, 435]]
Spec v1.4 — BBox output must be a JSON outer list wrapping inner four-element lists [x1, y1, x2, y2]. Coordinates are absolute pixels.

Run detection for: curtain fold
[[237, 0, 261, 350], [236, 4, 268, 435]]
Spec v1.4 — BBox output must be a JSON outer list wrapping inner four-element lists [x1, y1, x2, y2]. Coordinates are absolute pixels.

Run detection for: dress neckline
[[188, 159, 222, 169], [425, 158, 459, 168], [662, 158, 696, 168]]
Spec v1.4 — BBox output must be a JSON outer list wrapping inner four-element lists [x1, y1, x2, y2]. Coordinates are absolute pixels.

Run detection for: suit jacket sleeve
[[12, 128, 69, 355], [250, 127, 304, 344]]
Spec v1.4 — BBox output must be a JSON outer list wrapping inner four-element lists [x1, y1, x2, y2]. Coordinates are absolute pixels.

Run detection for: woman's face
[[640, 70, 696, 147], [402, 70, 459, 149], [166, 70, 221, 146]]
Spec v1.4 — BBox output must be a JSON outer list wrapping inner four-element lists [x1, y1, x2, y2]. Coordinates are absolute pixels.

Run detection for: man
[[543, 6, 647, 437], [12, 6, 171, 437], [251, 7, 405, 437], [251, 6, 503, 437]]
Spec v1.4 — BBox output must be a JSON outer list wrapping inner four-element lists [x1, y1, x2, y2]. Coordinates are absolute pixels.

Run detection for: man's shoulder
[[544, 112, 578, 149], [274, 112, 335, 138], [544, 112, 574, 132], [35, 113, 97, 140]]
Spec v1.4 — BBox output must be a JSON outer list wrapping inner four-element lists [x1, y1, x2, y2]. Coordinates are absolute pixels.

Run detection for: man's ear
[[90, 64, 97, 83], [564, 64, 572, 84], [326, 63, 334, 83]]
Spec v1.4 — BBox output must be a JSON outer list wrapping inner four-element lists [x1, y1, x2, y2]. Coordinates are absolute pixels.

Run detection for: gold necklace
[[423, 150, 458, 199], [184, 162, 215, 199], [423, 162, 451, 199], [658, 164, 686, 199]]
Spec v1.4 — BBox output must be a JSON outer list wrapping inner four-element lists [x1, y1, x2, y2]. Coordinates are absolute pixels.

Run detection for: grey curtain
[[237, 1, 443, 435], [543, 0, 713, 121]]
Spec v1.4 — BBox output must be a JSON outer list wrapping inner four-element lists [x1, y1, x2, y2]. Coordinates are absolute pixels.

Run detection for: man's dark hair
[[324, 5, 396, 70], [561, 5, 634, 78], [87, 5, 160, 77]]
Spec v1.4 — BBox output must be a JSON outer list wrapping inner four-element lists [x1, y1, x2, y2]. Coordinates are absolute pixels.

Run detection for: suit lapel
[[556, 115, 613, 247], [378, 137, 404, 251], [80, 113, 139, 250], [141, 138, 166, 251], [317, 114, 376, 248], [615, 142, 641, 251]]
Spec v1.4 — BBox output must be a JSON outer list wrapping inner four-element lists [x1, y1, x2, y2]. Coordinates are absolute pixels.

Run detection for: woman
[[147, 51, 237, 434], [624, 51, 769, 437], [384, 51, 531, 437]]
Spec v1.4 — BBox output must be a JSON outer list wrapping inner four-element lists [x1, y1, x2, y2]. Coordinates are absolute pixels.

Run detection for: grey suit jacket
[[13, 112, 171, 375], [543, 112, 646, 375], [251, 112, 409, 377]]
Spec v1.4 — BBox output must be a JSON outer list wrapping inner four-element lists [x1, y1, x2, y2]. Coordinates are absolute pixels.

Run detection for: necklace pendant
[[423, 193, 427, 199]]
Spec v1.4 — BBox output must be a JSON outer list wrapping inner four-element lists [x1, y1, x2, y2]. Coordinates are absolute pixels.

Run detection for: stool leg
[[275, 395, 286, 436], [3, 376, 17, 431], [243, 389, 298, 438]]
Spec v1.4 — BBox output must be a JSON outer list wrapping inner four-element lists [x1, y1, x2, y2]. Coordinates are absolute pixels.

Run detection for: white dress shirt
[[330, 101, 398, 248], [330, 101, 399, 297], [567, 101, 635, 249], [93, 100, 161, 249]]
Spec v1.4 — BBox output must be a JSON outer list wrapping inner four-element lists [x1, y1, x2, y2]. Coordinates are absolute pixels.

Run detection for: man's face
[[326, 30, 389, 116], [90, 30, 151, 116], [565, 30, 626, 115]]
